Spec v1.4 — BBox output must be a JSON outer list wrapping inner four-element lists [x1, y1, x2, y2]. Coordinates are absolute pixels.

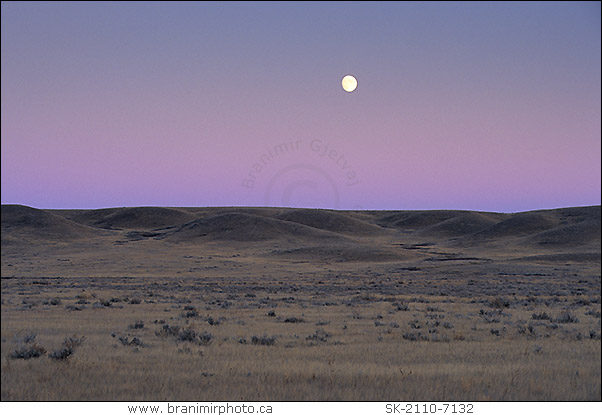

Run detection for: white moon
[[341, 74, 357, 93]]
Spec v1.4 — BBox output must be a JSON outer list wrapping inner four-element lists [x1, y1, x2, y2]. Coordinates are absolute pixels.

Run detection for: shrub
[[183, 310, 199, 318], [155, 324, 212, 345], [11, 344, 46, 359], [49, 336, 84, 360], [94, 299, 112, 308], [402, 332, 429, 341], [528, 323, 535, 334], [129, 321, 144, 330], [197, 331, 213, 345], [573, 298, 591, 306], [430, 334, 450, 343], [489, 297, 510, 308], [283, 317, 304, 323], [10, 333, 46, 360], [177, 328, 198, 343], [409, 320, 422, 329], [118, 336, 143, 347], [155, 324, 181, 338], [532, 312, 551, 320], [21, 333, 37, 344], [306, 329, 330, 343], [555, 312, 579, 324], [251, 335, 276, 346], [206, 317, 223, 326], [479, 310, 501, 323]]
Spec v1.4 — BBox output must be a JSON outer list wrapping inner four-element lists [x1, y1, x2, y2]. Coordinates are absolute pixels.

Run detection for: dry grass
[[1, 272, 600, 401], [1, 205, 600, 400]]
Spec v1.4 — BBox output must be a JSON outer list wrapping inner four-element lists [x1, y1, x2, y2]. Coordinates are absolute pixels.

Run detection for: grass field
[[1, 205, 600, 400]]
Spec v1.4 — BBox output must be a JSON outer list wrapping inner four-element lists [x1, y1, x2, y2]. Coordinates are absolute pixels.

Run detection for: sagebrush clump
[[49, 336, 85, 360]]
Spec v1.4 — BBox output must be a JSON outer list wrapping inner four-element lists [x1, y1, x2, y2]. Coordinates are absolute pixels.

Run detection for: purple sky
[[1, 2, 600, 212]]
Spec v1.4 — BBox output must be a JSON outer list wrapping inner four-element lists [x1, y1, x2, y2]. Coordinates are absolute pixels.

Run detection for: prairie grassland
[[1, 271, 600, 401], [1, 205, 600, 400]]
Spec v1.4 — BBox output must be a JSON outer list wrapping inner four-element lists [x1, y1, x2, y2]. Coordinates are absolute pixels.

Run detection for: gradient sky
[[1, 2, 600, 212]]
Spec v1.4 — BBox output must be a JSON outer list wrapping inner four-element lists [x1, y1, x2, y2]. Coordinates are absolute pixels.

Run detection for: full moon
[[341, 74, 357, 93]]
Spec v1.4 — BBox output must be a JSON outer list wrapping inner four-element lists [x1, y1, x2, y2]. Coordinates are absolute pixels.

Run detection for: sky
[[1, 1, 600, 212]]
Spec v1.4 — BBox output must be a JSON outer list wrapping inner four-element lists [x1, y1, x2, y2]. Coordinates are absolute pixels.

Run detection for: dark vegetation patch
[[251, 335, 276, 346], [306, 329, 330, 343], [10, 334, 46, 360], [49, 336, 85, 360]]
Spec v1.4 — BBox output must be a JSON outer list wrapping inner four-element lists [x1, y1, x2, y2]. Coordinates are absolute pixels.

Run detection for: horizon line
[[2, 203, 600, 215]]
